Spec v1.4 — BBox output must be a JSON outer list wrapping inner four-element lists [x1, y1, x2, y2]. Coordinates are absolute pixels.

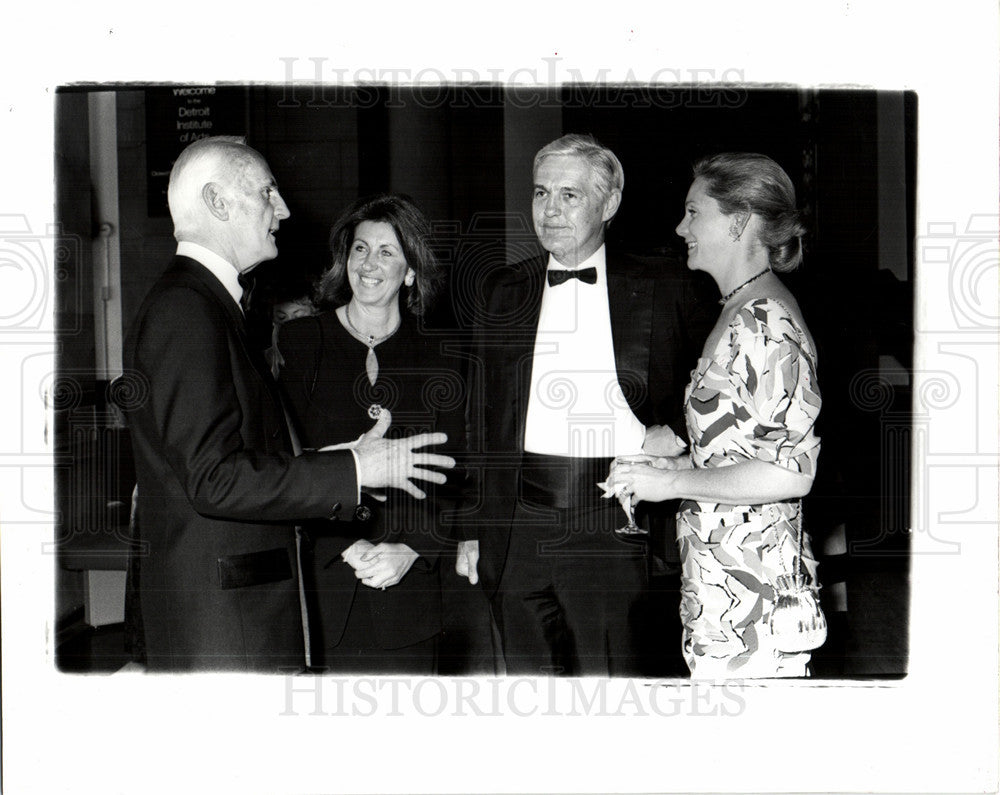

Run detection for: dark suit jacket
[[123, 256, 359, 671], [463, 249, 716, 594]]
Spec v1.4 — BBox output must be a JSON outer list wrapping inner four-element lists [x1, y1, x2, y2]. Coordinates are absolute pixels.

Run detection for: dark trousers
[[491, 456, 647, 676]]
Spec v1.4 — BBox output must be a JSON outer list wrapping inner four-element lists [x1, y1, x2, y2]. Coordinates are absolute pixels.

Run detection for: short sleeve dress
[[678, 297, 822, 678]]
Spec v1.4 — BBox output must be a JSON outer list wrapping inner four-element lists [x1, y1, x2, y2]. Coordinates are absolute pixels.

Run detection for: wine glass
[[607, 454, 653, 538]]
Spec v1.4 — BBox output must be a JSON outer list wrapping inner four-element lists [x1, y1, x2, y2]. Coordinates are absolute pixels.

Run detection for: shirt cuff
[[348, 448, 362, 504]]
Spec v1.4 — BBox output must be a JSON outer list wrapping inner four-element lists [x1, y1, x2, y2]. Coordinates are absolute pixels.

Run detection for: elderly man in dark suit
[[124, 136, 453, 672], [456, 134, 714, 676]]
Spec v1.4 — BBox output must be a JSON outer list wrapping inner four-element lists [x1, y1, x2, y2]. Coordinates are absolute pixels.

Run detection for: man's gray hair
[[166, 135, 256, 239], [533, 133, 625, 200]]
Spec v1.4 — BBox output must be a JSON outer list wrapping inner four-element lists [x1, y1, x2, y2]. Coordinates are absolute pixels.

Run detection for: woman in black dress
[[278, 194, 465, 674]]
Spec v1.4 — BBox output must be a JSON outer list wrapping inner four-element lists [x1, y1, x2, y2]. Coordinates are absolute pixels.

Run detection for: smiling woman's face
[[346, 220, 414, 309], [675, 177, 737, 278]]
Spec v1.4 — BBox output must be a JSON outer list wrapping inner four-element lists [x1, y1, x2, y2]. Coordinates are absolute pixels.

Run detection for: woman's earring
[[731, 212, 750, 242]]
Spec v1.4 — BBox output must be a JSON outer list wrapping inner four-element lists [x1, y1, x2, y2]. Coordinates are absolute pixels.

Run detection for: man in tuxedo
[[456, 134, 713, 676], [124, 136, 453, 672]]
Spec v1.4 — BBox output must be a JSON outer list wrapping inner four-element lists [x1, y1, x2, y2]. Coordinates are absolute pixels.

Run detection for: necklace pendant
[[364, 347, 379, 386], [367, 404, 383, 419]]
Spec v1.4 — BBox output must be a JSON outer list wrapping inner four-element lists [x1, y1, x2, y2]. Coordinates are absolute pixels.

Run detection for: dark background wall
[[54, 85, 915, 676]]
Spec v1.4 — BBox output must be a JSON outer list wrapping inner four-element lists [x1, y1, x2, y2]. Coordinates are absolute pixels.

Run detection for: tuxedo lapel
[[607, 255, 653, 412], [489, 256, 545, 449]]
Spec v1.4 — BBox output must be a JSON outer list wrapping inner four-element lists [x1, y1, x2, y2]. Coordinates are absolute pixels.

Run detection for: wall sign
[[145, 86, 248, 216]]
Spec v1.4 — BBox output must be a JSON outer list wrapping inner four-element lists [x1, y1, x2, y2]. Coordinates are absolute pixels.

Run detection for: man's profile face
[[226, 153, 290, 272], [532, 154, 617, 267]]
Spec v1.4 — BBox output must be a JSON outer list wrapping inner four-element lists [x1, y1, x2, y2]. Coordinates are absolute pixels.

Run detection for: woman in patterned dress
[[609, 153, 822, 679]]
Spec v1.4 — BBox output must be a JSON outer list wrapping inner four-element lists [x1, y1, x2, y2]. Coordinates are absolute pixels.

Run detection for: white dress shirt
[[176, 241, 245, 310], [523, 246, 646, 458]]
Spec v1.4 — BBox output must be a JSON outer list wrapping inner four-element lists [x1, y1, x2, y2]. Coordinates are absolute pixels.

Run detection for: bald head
[[167, 136, 255, 237], [166, 136, 290, 272]]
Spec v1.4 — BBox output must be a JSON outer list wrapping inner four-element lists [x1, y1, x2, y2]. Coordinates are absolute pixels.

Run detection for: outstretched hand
[[353, 410, 455, 499]]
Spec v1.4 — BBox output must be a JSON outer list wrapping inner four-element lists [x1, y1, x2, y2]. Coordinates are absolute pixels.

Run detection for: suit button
[[329, 502, 342, 519], [355, 505, 372, 522]]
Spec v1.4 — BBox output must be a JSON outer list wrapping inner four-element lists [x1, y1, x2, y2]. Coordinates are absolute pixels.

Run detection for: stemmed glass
[[603, 454, 653, 538]]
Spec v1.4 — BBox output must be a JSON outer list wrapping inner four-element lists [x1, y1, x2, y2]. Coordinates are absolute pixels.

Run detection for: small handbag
[[768, 503, 828, 653]]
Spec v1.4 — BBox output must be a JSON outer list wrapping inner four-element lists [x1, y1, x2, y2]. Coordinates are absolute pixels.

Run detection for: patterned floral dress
[[678, 297, 822, 679]]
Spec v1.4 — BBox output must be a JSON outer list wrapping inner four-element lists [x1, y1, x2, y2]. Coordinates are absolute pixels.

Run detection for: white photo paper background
[[2, 3, 998, 793]]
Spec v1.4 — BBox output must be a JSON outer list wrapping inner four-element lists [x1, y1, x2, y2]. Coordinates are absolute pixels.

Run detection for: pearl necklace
[[718, 267, 771, 305]]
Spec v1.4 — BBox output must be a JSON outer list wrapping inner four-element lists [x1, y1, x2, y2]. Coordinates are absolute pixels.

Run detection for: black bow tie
[[547, 267, 598, 287], [237, 273, 256, 313]]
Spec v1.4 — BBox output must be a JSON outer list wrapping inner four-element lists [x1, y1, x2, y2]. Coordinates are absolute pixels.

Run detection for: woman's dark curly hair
[[315, 193, 444, 315]]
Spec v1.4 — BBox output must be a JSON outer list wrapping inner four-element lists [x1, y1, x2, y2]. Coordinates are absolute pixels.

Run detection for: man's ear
[[202, 182, 229, 221], [602, 189, 622, 223]]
